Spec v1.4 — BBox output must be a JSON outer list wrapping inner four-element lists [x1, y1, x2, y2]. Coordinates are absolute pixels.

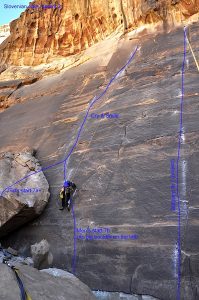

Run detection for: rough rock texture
[[41, 267, 75, 277], [0, 21, 199, 300], [93, 291, 159, 300], [31, 239, 53, 269], [0, 152, 50, 237], [0, 0, 199, 66], [0, 263, 96, 300], [0, 78, 41, 111], [41, 270, 159, 299]]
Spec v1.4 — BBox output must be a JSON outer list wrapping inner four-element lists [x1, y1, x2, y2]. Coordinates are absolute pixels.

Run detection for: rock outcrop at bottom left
[[0, 151, 50, 238], [0, 263, 96, 300]]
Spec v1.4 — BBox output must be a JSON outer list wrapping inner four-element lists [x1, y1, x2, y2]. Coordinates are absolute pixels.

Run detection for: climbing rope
[[64, 47, 139, 274], [3, 259, 32, 300], [185, 30, 199, 72]]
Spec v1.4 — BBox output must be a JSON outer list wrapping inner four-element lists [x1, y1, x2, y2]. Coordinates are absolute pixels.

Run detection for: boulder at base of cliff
[[31, 239, 53, 269], [0, 263, 96, 300], [0, 151, 50, 237]]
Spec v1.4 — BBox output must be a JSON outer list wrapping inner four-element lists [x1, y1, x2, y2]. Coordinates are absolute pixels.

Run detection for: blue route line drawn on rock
[[67, 46, 139, 274], [0, 159, 65, 197], [63, 46, 138, 181], [176, 26, 187, 300], [0, 46, 138, 198], [0, 46, 138, 275]]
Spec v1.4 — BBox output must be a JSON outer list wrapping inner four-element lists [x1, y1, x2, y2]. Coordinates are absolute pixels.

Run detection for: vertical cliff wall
[[0, 0, 199, 66]]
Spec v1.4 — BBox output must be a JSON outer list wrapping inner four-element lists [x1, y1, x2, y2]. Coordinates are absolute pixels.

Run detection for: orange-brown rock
[[0, 0, 199, 66]]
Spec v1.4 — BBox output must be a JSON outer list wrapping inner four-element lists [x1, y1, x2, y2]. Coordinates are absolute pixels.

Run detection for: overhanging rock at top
[[0, 0, 199, 66]]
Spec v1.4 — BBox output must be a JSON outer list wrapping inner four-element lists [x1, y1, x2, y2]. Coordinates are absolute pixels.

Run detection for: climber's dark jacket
[[59, 182, 76, 211]]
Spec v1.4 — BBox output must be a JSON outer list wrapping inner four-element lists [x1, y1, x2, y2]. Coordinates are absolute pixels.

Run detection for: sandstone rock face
[[43, 270, 159, 299], [0, 78, 41, 111], [0, 263, 96, 300], [0, 0, 199, 66], [0, 21, 199, 300], [0, 152, 50, 237]]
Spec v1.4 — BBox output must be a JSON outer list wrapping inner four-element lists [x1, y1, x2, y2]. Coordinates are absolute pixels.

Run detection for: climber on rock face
[[59, 180, 76, 211]]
